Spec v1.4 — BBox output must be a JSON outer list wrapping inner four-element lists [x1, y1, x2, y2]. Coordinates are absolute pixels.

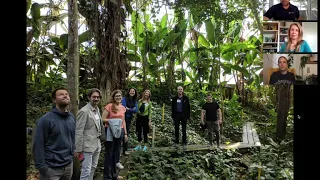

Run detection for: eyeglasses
[[114, 95, 122, 97], [92, 96, 101, 99]]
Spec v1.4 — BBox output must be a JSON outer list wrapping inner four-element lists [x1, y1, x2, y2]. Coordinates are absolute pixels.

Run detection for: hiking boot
[[124, 151, 130, 155], [116, 162, 124, 169]]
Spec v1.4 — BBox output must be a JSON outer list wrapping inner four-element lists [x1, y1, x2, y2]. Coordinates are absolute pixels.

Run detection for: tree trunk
[[78, 0, 130, 107], [67, 0, 79, 117], [67, 1, 80, 180], [275, 84, 291, 140], [100, 79, 112, 108]]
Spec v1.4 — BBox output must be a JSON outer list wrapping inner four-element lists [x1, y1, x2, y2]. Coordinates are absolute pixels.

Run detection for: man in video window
[[269, 56, 296, 85], [263, 0, 302, 21]]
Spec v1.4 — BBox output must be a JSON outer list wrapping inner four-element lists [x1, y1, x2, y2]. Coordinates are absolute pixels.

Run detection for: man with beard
[[269, 56, 296, 85], [171, 86, 190, 150], [74, 88, 105, 180], [33, 87, 76, 180], [263, 0, 301, 21]]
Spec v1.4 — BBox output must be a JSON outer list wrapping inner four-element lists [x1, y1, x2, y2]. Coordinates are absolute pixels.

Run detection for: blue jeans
[[80, 140, 101, 180]]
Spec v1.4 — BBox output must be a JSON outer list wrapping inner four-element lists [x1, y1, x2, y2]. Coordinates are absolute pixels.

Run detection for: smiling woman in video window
[[279, 23, 312, 53]]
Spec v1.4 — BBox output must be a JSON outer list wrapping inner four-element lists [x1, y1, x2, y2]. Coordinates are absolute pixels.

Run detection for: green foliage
[[247, 139, 293, 180]]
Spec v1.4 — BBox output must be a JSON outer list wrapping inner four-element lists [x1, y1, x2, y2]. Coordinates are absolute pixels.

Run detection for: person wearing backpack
[[134, 89, 152, 152], [33, 87, 76, 180]]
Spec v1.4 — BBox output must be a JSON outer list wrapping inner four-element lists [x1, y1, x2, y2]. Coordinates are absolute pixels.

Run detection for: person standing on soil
[[114, 88, 138, 170], [201, 94, 222, 148], [74, 88, 106, 180], [102, 90, 128, 180], [33, 87, 75, 180], [134, 89, 153, 152], [171, 86, 190, 150], [121, 88, 138, 155]]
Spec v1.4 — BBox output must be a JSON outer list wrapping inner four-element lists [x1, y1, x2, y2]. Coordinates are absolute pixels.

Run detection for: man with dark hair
[[74, 88, 105, 180], [263, 0, 301, 21], [201, 94, 222, 148], [269, 56, 296, 85], [33, 87, 76, 180], [171, 86, 190, 150]]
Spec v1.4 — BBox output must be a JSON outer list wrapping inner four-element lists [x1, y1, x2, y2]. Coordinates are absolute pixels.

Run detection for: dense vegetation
[[27, 0, 294, 179]]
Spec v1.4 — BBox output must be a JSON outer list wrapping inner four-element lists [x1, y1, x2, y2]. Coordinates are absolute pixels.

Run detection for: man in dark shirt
[[201, 94, 222, 148], [269, 56, 296, 85], [33, 87, 76, 180], [263, 0, 301, 20], [171, 86, 190, 150]]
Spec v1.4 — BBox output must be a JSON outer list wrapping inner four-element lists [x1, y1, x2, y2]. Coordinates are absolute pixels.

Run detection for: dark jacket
[[171, 94, 190, 119], [121, 97, 138, 119], [33, 107, 76, 175]]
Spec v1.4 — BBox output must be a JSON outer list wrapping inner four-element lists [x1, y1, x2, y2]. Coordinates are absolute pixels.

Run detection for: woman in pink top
[[101, 90, 127, 180]]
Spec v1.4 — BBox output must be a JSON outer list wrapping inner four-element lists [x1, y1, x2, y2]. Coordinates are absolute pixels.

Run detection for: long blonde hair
[[140, 89, 151, 103], [109, 89, 122, 113], [285, 23, 304, 52]]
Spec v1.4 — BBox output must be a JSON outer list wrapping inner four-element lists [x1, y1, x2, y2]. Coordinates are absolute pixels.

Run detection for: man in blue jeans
[[74, 88, 106, 180], [33, 87, 76, 180]]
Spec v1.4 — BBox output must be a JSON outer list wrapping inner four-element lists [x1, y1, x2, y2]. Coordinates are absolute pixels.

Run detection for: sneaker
[[124, 151, 130, 155], [143, 145, 148, 152], [116, 162, 124, 169], [134, 145, 141, 151]]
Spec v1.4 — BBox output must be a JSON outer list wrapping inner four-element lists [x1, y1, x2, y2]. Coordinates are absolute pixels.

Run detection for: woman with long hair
[[102, 90, 127, 180], [133, 89, 152, 152], [279, 22, 312, 53], [121, 88, 138, 155]]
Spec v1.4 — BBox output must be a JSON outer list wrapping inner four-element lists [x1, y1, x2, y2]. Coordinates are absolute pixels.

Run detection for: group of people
[[32, 86, 222, 180]]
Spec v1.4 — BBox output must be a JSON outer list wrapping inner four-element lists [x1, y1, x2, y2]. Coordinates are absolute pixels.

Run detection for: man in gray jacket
[[74, 88, 105, 180]]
